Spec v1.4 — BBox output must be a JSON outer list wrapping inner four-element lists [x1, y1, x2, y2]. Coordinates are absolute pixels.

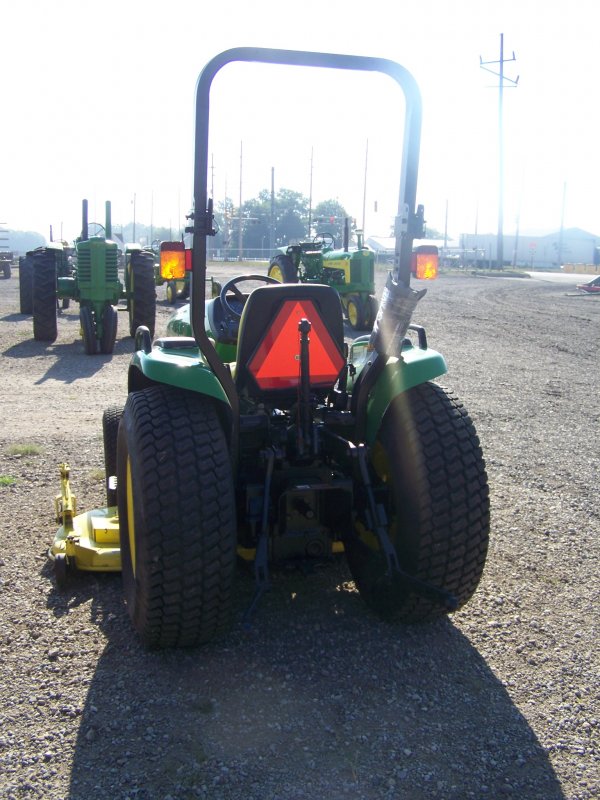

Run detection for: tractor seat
[[234, 283, 346, 401]]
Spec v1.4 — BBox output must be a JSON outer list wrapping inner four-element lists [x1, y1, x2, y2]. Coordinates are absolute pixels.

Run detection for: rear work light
[[160, 241, 186, 280], [412, 245, 438, 280]]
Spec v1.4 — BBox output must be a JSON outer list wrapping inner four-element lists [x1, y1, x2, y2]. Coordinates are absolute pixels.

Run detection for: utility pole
[[480, 33, 519, 269]]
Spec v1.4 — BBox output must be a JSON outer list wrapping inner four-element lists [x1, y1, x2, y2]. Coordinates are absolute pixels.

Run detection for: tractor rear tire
[[32, 250, 58, 342], [128, 251, 156, 337], [345, 381, 489, 623], [100, 304, 118, 354], [268, 254, 298, 283], [117, 386, 237, 648], [102, 405, 123, 508], [80, 306, 98, 354], [19, 255, 34, 314]]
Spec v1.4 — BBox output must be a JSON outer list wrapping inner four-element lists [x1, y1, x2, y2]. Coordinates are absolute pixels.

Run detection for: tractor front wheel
[[345, 381, 489, 623], [32, 250, 57, 342], [117, 386, 237, 648], [100, 304, 118, 354], [268, 254, 298, 283], [128, 251, 156, 337], [102, 405, 123, 508], [165, 280, 177, 304], [80, 306, 98, 354], [346, 294, 366, 330]]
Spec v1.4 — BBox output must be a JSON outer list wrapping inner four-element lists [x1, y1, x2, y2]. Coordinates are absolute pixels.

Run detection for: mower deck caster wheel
[[54, 554, 68, 588]]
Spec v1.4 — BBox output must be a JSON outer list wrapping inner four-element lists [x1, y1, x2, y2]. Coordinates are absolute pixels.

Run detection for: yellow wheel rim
[[347, 300, 359, 327], [126, 457, 136, 576], [166, 283, 174, 303], [269, 264, 284, 282]]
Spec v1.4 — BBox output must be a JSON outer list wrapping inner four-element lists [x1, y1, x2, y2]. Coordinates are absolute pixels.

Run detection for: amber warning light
[[160, 241, 186, 280], [411, 245, 438, 280]]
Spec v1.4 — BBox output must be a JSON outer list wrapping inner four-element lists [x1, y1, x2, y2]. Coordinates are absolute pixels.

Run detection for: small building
[[458, 227, 600, 270]]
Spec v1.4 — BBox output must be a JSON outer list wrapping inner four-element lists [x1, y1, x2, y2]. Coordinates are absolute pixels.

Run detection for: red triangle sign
[[248, 299, 345, 390]]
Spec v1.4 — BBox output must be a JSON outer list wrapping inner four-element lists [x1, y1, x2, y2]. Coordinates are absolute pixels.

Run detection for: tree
[[313, 199, 351, 246]]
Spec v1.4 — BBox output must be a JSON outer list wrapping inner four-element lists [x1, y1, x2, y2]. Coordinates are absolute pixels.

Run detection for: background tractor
[[51, 48, 489, 650], [28, 199, 156, 353], [269, 221, 378, 330]]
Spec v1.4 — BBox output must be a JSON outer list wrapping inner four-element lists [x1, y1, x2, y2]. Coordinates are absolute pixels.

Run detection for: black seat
[[234, 283, 345, 401]]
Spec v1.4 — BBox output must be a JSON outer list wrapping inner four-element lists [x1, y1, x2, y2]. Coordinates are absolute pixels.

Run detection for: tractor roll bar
[[190, 47, 423, 436]]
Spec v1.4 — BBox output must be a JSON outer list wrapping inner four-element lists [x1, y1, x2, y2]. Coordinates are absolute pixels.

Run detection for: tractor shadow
[[3, 336, 136, 383], [56, 563, 565, 800]]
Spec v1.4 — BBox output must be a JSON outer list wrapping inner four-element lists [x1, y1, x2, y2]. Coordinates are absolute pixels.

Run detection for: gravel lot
[[0, 264, 598, 800]]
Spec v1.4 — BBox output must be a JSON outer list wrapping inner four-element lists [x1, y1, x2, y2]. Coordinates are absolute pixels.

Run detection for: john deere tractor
[[30, 199, 155, 353], [269, 222, 378, 331], [50, 48, 489, 650]]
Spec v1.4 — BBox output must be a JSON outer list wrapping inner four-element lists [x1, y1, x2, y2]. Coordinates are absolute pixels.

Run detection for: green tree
[[313, 199, 351, 246]]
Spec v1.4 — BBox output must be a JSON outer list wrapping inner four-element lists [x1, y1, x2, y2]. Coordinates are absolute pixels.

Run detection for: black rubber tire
[[268, 253, 298, 283], [117, 386, 237, 648], [100, 304, 118, 354], [102, 405, 123, 508], [345, 381, 489, 623], [128, 251, 156, 337], [54, 553, 68, 588], [32, 249, 58, 342], [80, 305, 98, 354], [165, 280, 177, 304], [346, 294, 366, 330], [364, 294, 379, 329], [2, 263, 11, 279], [19, 255, 34, 314]]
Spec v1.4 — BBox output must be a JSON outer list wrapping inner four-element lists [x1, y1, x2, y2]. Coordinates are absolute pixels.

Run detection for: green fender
[[365, 346, 447, 444], [128, 346, 230, 407]]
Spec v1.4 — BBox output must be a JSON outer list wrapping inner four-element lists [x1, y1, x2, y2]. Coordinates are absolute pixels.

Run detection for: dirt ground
[[0, 264, 598, 800]]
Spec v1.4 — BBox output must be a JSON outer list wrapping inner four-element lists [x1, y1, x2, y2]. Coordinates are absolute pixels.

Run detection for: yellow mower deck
[[50, 464, 121, 575]]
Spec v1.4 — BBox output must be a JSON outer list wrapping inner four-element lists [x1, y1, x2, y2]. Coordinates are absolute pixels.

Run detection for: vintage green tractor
[[29, 199, 156, 353], [269, 223, 378, 331], [50, 48, 489, 649]]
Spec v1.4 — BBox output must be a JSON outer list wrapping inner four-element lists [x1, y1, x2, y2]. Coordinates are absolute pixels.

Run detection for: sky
[[1, 0, 599, 244]]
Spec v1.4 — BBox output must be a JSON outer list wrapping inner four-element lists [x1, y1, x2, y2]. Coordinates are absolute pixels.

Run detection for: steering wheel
[[219, 274, 280, 320], [313, 232, 335, 249]]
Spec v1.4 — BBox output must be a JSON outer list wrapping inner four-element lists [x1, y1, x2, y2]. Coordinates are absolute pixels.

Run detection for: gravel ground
[[0, 264, 598, 800]]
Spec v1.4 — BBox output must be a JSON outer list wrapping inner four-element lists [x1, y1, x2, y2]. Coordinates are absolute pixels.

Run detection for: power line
[[480, 33, 519, 269]]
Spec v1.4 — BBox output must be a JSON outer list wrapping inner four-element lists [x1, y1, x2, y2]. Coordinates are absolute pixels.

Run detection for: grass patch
[[8, 443, 42, 457], [0, 475, 16, 486], [90, 469, 105, 482]]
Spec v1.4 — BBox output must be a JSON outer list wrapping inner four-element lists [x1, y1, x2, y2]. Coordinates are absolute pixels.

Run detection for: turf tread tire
[[345, 381, 489, 623], [102, 405, 123, 508], [117, 386, 236, 648]]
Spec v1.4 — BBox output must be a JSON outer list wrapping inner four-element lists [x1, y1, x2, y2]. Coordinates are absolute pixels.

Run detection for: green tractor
[[29, 199, 156, 353], [269, 222, 378, 331], [50, 48, 489, 649]]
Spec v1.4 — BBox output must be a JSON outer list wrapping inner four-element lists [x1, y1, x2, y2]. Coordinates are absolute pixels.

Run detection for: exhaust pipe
[[81, 199, 89, 241]]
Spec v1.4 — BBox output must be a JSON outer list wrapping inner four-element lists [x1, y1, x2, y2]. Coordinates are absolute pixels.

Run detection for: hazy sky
[[2, 0, 598, 243]]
